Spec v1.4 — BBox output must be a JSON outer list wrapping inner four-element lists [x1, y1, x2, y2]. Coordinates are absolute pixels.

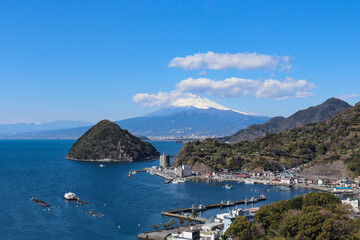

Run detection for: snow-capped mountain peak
[[171, 95, 256, 115]]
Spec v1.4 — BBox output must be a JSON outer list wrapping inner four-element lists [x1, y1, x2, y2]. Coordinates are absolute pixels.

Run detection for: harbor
[[161, 195, 266, 223]]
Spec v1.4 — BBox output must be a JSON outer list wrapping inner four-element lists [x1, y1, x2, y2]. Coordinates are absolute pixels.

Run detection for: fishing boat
[[244, 179, 254, 184], [245, 196, 258, 204], [172, 178, 186, 184], [191, 204, 207, 211], [224, 184, 233, 190], [64, 192, 78, 200]]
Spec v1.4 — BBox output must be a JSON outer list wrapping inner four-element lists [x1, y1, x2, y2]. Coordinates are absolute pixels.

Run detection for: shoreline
[[185, 176, 334, 193], [65, 156, 159, 163]]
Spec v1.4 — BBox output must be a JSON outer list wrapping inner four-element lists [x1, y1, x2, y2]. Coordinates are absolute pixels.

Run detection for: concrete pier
[[161, 196, 266, 223]]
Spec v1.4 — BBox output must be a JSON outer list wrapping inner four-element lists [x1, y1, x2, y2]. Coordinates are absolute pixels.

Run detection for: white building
[[175, 165, 192, 177], [169, 228, 200, 240], [280, 178, 293, 184], [342, 198, 359, 212]]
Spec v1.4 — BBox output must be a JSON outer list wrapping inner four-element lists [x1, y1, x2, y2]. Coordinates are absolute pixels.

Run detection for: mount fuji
[[0, 97, 269, 139], [114, 96, 269, 138]]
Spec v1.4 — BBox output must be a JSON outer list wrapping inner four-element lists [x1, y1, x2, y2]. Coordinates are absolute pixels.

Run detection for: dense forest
[[174, 102, 360, 174], [224, 192, 360, 240]]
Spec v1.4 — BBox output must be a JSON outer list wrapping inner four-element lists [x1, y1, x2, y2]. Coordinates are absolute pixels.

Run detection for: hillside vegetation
[[225, 192, 360, 240], [174, 102, 360, 175], [220, 98, 351, 143], [66, 120, 159, 161]]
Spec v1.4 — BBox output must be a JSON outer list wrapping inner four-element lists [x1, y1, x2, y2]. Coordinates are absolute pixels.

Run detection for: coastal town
[[130, 153, 360, 240]]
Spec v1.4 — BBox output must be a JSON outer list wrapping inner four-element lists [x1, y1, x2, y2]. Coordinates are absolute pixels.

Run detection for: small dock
[[164, 178, 174, 184], [127, 169, 148, 178], [86, 210, 104, 218], [30, 197, 51, 207], [161, 196, 266, 223]]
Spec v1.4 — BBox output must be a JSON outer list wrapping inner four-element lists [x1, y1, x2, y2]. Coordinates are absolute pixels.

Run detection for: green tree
[[303, 192, 341, 209], [191, 211, 198, 219], [152, 224, 158, 231], [298, 211, 324, 239], [279, 215, 299, 238], [225, 216, 256, 240], [169, 219, 175, 229], [178, 218, 184, 226]]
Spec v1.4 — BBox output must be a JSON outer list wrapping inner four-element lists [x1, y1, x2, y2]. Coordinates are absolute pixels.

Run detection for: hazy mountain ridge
[[0, 120, 93, 135], [0, 105, 269, 139], [220, 98, 351, 142]]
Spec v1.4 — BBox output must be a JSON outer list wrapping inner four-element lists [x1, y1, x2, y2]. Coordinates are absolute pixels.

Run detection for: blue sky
[[1, 0, 359, 123]]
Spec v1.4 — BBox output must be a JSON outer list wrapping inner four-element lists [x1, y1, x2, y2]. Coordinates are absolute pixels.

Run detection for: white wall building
[[342, 198, 359, 212], [175, 165, 192, 177]]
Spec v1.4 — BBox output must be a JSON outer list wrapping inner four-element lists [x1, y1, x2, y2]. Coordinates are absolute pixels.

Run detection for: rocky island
[[66, 120, 159, 162]]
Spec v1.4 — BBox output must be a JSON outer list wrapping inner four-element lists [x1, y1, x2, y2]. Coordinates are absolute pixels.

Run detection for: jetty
[[127, 168, 148, 178], [30, 197, 51, 207], [161, 195, 266, 223]]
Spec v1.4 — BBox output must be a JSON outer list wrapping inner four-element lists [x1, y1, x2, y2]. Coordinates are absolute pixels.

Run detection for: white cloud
[[336, 93, 360, 100], [132, 91, 186, 107], [168, 51, 291, 71], [296, 91, 316, 98], [175, 76, 315, 99]]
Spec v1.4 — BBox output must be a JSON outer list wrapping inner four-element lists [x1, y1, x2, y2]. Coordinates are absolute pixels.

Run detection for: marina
[[161, 195, 266, 223]]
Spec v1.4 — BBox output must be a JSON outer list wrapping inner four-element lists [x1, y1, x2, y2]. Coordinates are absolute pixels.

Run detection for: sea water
[[0, 140, 315, 240]]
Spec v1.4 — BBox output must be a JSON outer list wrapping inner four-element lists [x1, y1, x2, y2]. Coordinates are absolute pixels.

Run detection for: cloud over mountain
[[176, 76, 315, 100], [134, 52, 314, 108], [133, 76, 315, 107], [168, 51, 291, 71]]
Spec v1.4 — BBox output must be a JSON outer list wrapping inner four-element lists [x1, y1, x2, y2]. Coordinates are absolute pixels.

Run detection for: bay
[[0, 140, 315, 240]]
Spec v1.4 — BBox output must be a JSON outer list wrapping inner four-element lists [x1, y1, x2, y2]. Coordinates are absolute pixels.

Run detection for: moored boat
[[64, 192, 78, 200]]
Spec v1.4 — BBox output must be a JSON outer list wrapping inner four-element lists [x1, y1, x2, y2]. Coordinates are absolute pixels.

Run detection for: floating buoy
[[76, 205, 78, 208], [118, 226, 121, 229], [48, 208, 50, 211], [138, 224, 141, 227], [104, 203, 107, 206]]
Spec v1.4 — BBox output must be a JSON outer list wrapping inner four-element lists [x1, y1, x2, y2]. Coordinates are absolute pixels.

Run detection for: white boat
[[99, 164, 105, 168], [172, 178, 185, 184], [245, 196, 258, 204], [64, 192, 77, 200], [244, 179, 254, 184], [224, 184, 233, 190]]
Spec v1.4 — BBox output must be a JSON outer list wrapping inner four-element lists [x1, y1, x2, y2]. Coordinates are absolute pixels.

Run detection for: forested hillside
[[174, 102, 360, 174]]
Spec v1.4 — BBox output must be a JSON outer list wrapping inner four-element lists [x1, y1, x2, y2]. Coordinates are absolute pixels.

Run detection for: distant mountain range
[[219, 98, 351, 143], [0, 120, 93, 136], [0, 97, 351, 140], [0, 97, 269, 139]]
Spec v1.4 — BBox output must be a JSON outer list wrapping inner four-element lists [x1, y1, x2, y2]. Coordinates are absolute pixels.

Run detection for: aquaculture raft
[[86, 210, 104, 218], [30, 197, 51, 207]]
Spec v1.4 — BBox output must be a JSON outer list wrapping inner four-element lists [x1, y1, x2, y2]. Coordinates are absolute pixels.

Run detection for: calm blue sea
[[0, 140, 315, 240]]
